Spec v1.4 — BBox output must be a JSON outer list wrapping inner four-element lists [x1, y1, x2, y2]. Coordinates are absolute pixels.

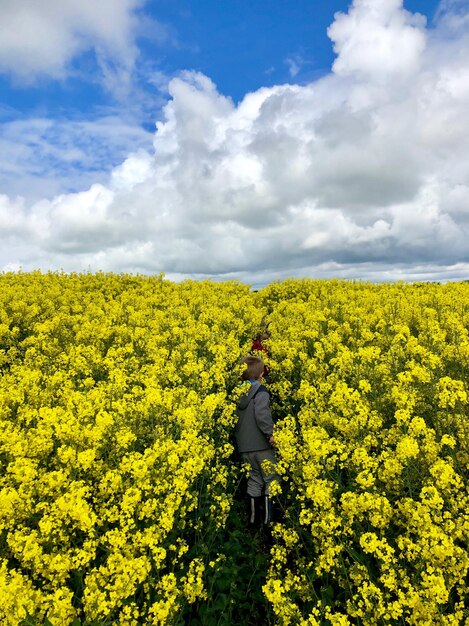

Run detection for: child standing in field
[[235, 355, 278, 528]]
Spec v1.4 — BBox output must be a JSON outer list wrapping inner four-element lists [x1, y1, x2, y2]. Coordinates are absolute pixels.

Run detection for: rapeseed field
[[0, 273, 467, 625]]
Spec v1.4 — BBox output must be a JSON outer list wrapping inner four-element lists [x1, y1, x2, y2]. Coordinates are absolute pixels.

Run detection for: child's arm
[[254, 391, 274, 444]]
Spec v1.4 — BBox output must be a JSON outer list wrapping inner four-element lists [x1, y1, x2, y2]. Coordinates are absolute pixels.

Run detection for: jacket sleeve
[[253, 391, 274, 438]]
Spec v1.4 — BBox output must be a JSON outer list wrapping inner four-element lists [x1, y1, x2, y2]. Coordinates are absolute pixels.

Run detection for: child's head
[[241, 355, 265, 381]]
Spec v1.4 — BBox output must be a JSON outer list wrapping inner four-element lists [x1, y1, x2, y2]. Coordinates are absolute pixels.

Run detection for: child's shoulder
[[254, 383, 269, 397]]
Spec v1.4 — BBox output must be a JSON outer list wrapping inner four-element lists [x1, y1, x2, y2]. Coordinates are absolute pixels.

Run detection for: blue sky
[[1, 0, 468, 284], [140, 0, 442, 100], [3, 1, 442, 117]]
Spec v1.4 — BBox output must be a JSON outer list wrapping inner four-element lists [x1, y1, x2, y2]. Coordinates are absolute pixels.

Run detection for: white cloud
[[1, 0, 469, 282], [0, 194, 27, 235], [285, 56, 301, 78], [328, 0, 427, 79], [0, 0, 148, 84], [0, 115, 153, 202]]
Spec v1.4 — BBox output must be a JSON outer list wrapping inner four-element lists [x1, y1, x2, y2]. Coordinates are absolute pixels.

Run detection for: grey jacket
[[235, 381, 274, 453]]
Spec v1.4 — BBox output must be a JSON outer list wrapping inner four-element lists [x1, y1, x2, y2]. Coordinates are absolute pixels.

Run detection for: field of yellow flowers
[[0, 273, 468, 625]]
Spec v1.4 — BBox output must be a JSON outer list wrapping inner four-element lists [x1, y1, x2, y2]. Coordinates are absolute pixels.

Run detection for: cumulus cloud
[[1, 0, 469, 283], [328, 0, 427, 79], [0, 0, 149, 84]]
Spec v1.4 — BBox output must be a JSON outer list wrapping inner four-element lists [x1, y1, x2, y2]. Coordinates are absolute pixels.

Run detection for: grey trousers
[[241, 448, 279, 497]]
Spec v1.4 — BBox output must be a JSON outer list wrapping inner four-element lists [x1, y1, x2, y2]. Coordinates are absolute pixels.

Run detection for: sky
[[1, 0, 468, 286]]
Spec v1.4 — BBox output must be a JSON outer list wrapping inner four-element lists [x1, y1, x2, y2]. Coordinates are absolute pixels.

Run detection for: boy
[[235, 355, 278, 527]]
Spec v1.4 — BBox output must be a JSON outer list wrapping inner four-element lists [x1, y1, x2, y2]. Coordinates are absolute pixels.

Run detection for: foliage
[[257, 280, 469, 625], [0, 273, 468, 625]]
